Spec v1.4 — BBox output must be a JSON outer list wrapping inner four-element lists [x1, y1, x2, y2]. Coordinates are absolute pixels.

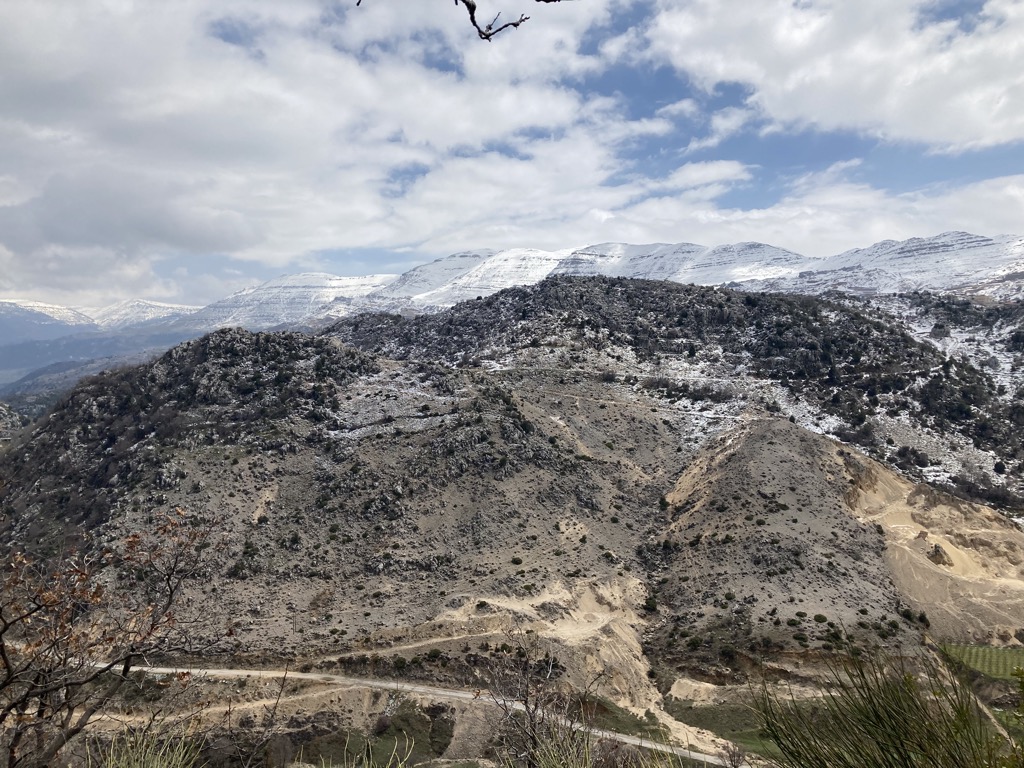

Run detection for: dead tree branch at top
[[355, 0, 567, 41]]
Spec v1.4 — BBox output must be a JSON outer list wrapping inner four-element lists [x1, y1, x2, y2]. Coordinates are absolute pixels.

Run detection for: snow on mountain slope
[[409, 247, 578, 307], [320, 234, 1019, 320], [319, 250, 499, 320], [553, 242, 705, 280], [737, 232, 1024, 296], [551, 241, 813, 283], [6, 231, 1023, 341], [191, 272, 399, 329], [0, 300, 98, 346], [91, 299, 202, 330], [1, 300, 95, 327], [676, 242, 814, 283], [367, 250, 497, 300], [373, 241, 812, 310]]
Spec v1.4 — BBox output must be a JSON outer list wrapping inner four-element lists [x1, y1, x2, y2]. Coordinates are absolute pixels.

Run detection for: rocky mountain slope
[[0, 401, 21, 440], [4, 275, 1024, 754], [332, 278, 1021, 502], [740, 232, 1024, 297]]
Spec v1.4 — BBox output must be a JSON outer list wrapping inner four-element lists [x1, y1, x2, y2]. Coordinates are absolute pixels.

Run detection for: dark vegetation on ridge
[[3, 277, 1021, 556], [331, 276, 1021, 506], [0, 330, 376, 545]]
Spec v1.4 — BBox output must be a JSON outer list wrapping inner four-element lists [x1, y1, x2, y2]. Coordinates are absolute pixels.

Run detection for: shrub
[[755, 652, 1014, 768], [91, 731, 203, 768]]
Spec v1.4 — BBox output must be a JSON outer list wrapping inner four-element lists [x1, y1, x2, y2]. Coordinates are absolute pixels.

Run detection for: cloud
[[657, 98, 701, 120], [0, 0, 1019, 307], [645, 0, 1024, 151], [685, 106, 757, 152], [602, 169, 1024, 259]]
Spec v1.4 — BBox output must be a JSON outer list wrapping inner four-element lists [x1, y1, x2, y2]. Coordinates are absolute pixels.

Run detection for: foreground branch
[[355, 0, 566, 40]]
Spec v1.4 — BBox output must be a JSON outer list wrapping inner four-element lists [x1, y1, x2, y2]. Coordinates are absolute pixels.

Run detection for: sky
[[0, 0, 1022, 308]]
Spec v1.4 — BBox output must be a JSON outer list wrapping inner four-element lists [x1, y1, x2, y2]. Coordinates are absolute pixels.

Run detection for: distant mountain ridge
[[739, 232, 1024, 296], [90, 299, 201, 329], [4, 231, 1022, 338], [1, 231, 1022, 392], [0, 299, 98, 340], [187, 272, 399, 329]]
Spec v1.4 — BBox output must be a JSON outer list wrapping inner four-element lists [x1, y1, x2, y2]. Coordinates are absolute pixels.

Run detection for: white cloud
[[0, 0, 1020, 307], [600, 171, 1024, 259], [657, 98, 701, 120], [645, 0, 1024, 151], [0, 0, 632, 302], [685, 106, 756, 151]]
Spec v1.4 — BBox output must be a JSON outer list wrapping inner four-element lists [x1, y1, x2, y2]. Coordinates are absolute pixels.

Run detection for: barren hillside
[[2, 277, 1024, 740]]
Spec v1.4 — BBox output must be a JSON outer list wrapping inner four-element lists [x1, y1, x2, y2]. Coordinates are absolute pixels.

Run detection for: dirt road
[[139, 665, 739, 766]]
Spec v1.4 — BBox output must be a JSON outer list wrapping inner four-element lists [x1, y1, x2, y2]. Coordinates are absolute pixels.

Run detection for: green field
[[943, 644, 1024, 681]]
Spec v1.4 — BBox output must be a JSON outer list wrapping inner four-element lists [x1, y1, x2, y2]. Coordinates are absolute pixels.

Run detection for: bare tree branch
[[355, 0, 566, 41], [0, 510, 221, 768]]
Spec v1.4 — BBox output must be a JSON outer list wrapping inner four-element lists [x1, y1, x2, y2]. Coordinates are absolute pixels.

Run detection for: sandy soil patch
[[851, 462, 1024, 643]]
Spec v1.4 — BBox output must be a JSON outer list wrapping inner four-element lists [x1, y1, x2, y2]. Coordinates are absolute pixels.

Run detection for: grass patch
[[576, 697, 670, 743], [301, 701, 454, 767], [944, 643, 1024, 744], [943, 644, 1024, 681], [663, 698, 778, 758]]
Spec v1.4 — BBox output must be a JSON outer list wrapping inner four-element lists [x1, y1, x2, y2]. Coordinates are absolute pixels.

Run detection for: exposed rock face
[[928, 543, 954, 566]]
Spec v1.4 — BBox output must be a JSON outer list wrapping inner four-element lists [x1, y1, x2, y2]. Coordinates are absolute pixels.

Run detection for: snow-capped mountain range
[[186, 272, 398, 329], [3, 231, 1023, 347], [88, 299, 202, 330], [0, 229, 1022, 392], [739, 232, 1024, 297]]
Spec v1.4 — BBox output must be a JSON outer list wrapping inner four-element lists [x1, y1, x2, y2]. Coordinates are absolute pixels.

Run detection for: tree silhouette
[[355, 0, 568, 40]]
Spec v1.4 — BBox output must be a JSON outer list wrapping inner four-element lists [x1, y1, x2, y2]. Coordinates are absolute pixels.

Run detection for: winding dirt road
[[139, 665, 738, 766]]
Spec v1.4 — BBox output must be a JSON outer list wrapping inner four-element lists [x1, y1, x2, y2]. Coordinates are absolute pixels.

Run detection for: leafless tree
[[0, 510, 220, 768], [356, 0, 569, 41], [214, 666, 291, 768], [484, 621, 567, 766], [485, 619, 614, 768]]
